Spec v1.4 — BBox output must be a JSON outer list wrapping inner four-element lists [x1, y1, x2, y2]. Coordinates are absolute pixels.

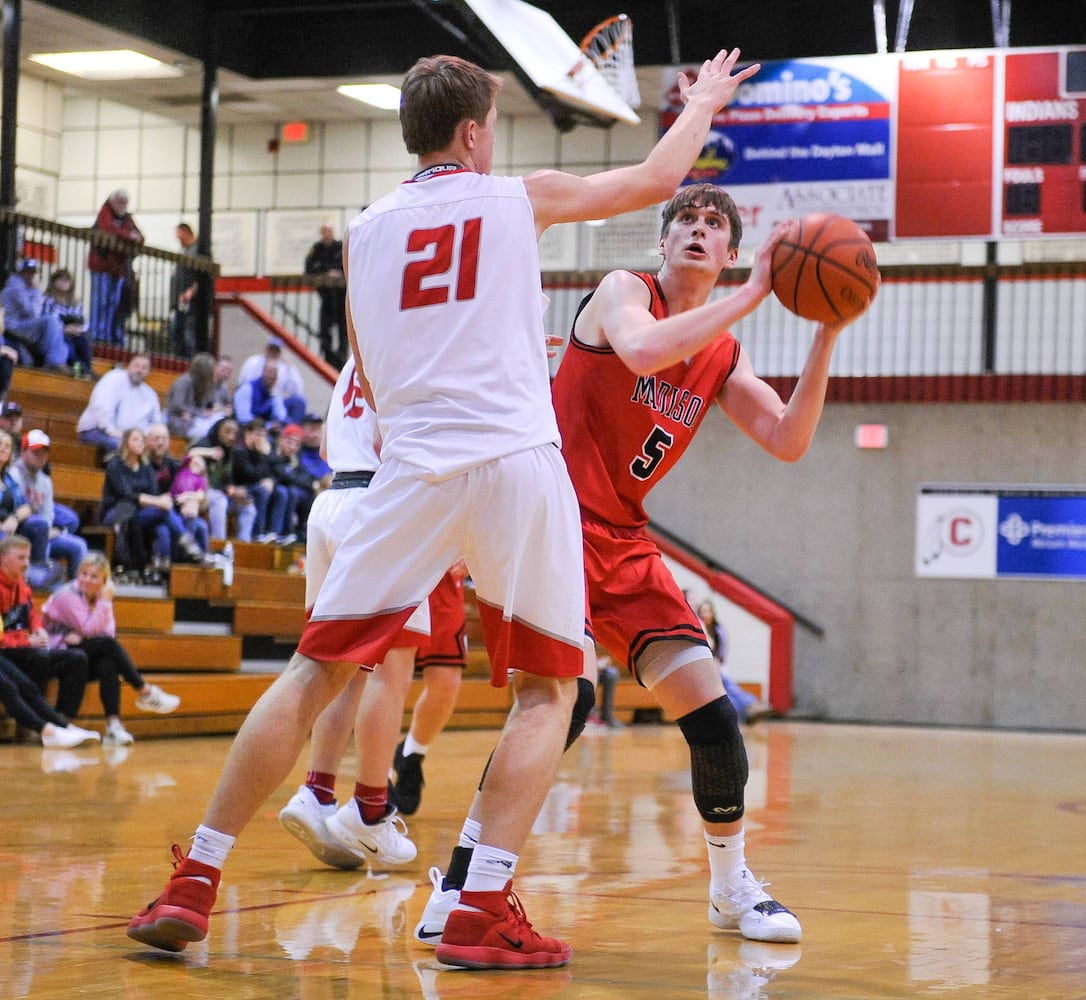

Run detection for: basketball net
[[572, 13, 641, 110]]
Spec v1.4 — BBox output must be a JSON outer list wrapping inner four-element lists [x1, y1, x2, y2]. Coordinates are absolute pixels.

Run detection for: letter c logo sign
[[942, 508, 983, 556]]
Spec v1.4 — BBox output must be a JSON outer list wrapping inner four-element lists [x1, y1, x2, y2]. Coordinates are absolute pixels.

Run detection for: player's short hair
[[400, 55, 502, 156], [660, 183, 743, 250]]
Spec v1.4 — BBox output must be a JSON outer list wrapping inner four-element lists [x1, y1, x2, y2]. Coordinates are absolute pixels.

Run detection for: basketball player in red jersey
[[555, 183, 862, 942], [128, 51, 760, 969]]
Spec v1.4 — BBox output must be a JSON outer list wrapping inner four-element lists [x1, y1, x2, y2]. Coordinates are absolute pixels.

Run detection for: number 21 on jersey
[[401, 218, 481, 311]]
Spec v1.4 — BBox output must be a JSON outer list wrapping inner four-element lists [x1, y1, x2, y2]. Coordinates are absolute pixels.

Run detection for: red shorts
[[413, 571, 468, 669], [582, 516, 708, 676]]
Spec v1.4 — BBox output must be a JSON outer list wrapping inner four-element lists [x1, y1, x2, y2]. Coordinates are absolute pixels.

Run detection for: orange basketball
[[771, 213, 880, 324]]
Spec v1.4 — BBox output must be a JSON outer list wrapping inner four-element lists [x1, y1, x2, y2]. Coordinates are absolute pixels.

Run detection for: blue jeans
[[49, 531, 89, 581], [15, 515, 51, 563], [284, 484, 314, 538], [178, 515, 210, 555], [78, 427, 121, 453], [206, 489, 256, 541], [135, 506, 186, 559], [248, 482, 289, 537], [6, 314, 68, 367], [90, 272, 126, 344], [721, 670, 758, 721]]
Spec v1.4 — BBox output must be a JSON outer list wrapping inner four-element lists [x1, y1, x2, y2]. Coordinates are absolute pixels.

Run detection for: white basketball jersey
[[325, 354, 380, 473], [345, 168, 558, 480]]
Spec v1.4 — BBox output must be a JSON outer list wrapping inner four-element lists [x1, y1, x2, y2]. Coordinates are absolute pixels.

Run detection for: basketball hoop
[[576, 13, 640, 110]]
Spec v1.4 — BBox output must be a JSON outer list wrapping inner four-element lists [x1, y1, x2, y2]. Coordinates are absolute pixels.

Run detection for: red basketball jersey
[[552, 271, 740, 528]]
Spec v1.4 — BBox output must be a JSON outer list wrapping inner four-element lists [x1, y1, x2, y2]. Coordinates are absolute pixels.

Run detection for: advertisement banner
[[916, 486, 1086, 580], [661, 56, 895, 246]]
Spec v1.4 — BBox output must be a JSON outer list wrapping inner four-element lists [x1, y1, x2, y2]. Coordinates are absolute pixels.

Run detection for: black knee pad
[[677, 695, 748, 822], [478, 676, 595, 790], [564, 677, 596, 750]]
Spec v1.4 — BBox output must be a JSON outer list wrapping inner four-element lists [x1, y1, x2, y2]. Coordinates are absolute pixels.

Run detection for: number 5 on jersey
[[401, 218, 482, 310]]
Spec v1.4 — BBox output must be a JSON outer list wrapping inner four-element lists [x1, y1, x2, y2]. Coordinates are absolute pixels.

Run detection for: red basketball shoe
[[127, 845, 220, 953], [435, 880, 572, 970]]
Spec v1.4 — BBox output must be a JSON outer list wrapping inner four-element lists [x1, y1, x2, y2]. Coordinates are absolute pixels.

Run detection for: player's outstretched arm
[[526, 49, 760, 233]]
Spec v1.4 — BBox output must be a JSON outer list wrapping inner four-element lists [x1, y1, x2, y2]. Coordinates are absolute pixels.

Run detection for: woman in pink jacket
[[42, 552, 180, 745]]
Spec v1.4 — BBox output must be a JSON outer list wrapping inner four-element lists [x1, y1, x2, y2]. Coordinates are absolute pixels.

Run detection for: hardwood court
[[1, 720, 1083, 999]]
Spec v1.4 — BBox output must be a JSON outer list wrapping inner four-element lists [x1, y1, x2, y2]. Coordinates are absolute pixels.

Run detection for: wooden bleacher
[[1, 360, 658, 743]]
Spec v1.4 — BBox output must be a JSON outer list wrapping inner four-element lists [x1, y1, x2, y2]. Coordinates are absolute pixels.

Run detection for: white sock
[[458, 817, 482, 849], [462, 843, 518, 895], [402, 733, 428, 757], [705, 829, 746, 892], [187, 824, 236, 876]]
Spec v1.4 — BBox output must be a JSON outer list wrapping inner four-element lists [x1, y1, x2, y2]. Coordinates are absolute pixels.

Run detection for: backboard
[[449, 0, 640, 129]]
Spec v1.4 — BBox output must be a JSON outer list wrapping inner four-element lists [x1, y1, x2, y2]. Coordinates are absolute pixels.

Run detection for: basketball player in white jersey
[[277, 354, 419, 869], [129, 47, 761, 969], [277, 356, 467, 868]]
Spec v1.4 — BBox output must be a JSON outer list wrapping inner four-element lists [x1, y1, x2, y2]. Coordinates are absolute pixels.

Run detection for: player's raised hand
[[677, 48, 760, 112], [748, 220, 797, 298]]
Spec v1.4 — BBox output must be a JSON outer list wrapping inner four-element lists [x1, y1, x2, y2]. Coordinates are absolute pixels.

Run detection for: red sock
[[306, 771, 336, 805], [355, 782, 388, 824]]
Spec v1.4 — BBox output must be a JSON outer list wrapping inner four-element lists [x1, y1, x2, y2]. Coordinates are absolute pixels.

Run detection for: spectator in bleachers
[[237, 337, 306, 424], [143, 423, 179, 495], [145, 422, 209, 559], [696, 598, 774, 724], [102, 427, 208, 584], [270, 423, 315, 544], [188, 417, 256, 542], [233, 359, 288, 432], [41, 268, 94, 378], [0, 401, 24, 447], [169, 222, 201, 358], [0, 653, 99, 747], [170, 453, 210, 543], [0, 260, 70, 370], [0, 534, 90, 723], [304, 224, 347, 367], [87, 189, 143, 345], [165, 352, 233, 441], [298, 412, 333, 489], [76, 353, 161, 454], [0, 429, 59, 589], [43, 551, 180, 746], [231, 418, 289, 544], [10, 430, 87, 582]]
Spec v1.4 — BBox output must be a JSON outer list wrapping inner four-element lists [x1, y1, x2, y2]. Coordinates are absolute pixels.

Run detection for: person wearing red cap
[[11, 429, 88, 582]]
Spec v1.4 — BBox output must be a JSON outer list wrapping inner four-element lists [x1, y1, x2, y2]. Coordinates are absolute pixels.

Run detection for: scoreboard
[[1002, 50, 1085, 237], [668, 47, 1086, 243]]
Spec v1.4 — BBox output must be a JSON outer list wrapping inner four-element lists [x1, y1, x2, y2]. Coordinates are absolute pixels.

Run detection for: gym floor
[[2, 721, 1083, 998]]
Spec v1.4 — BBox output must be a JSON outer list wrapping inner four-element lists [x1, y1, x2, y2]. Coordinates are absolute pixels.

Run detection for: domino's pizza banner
[[915, 487, 1086, 580], [660, 47, 1086, 246]]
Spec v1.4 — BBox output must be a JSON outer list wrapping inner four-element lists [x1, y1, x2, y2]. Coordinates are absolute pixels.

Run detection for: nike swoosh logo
[[499, 933, 524, 949], [416, 926, 444, 940]]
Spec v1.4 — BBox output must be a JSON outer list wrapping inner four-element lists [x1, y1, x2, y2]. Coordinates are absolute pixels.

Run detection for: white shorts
[[299, 445, 584, 685]]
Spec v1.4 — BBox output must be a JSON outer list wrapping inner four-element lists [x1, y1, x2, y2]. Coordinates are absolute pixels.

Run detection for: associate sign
[[916, 488, 1086, 580]]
